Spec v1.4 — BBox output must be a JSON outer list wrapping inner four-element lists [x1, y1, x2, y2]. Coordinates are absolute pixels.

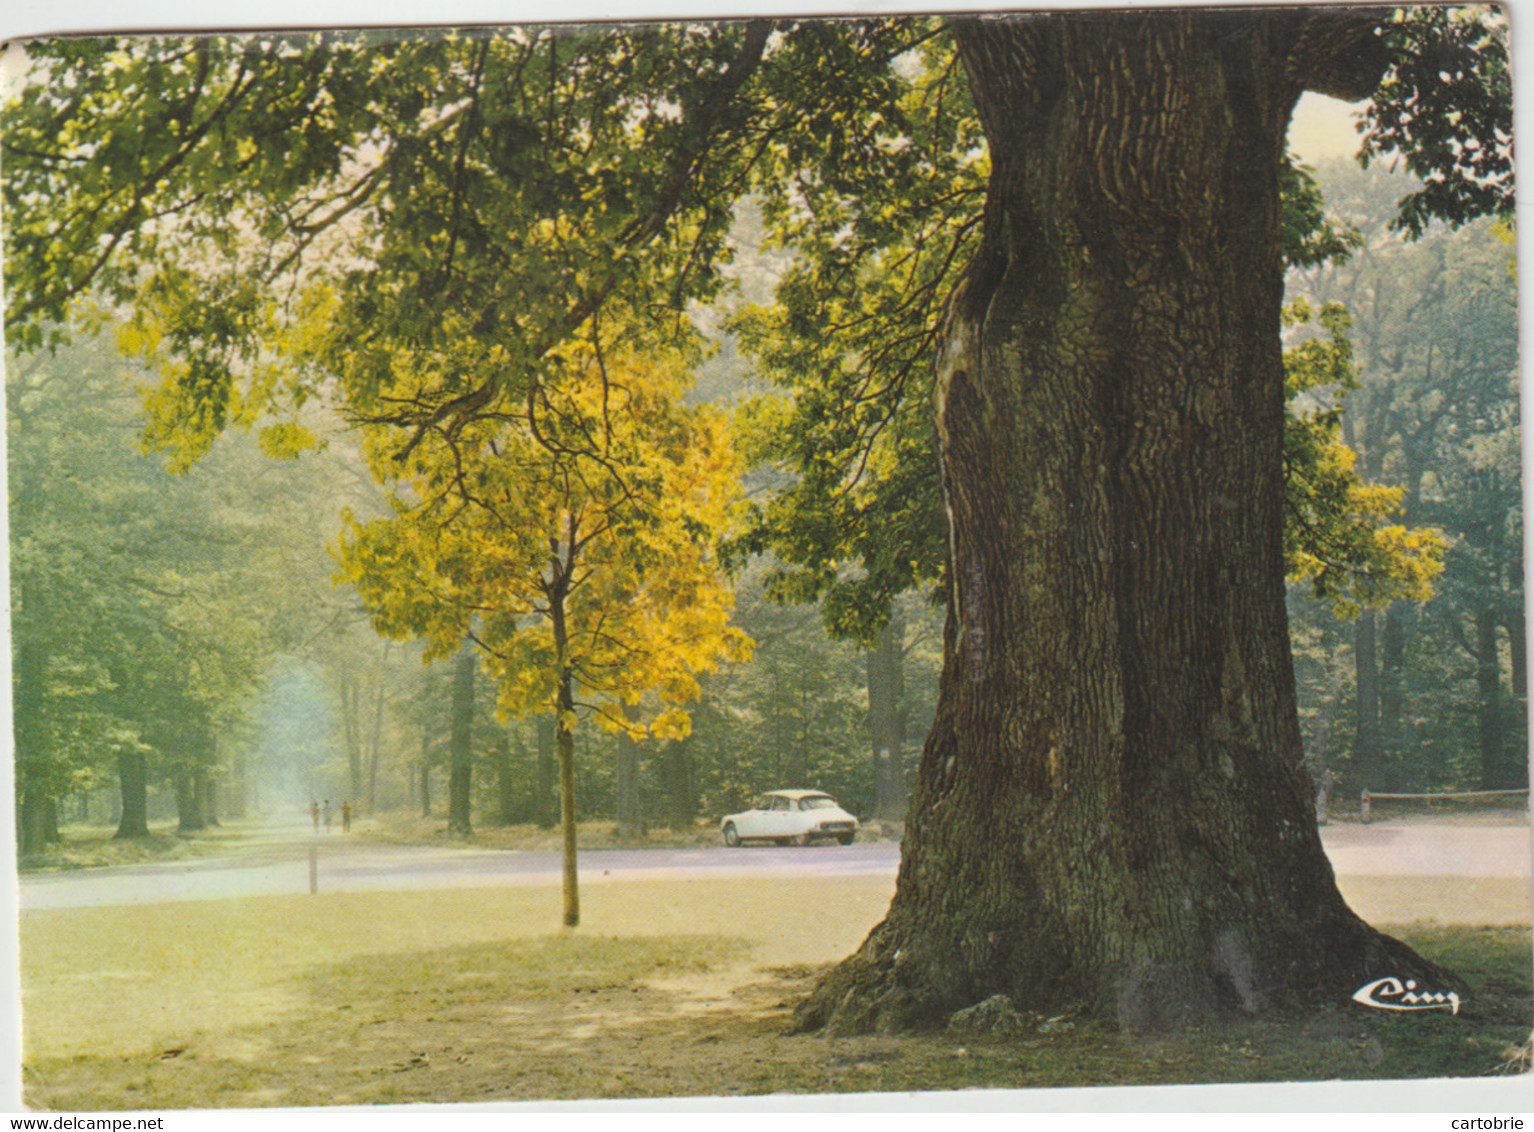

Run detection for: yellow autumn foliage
[[335, 330, 751, 741]]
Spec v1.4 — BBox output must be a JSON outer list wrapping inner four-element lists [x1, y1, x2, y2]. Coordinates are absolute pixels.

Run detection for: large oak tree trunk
[[796, 10, 1449, 1035]]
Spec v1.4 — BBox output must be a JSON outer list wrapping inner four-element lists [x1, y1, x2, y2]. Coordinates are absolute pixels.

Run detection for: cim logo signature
[[1351, 976, 1461, 1015]]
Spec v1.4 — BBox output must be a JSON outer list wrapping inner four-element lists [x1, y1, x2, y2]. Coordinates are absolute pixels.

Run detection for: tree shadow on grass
[[21, 926, 1532, 1110]]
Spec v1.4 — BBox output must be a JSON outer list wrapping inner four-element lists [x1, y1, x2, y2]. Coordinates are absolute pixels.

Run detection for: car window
[[800, 796, 837, 810], [771, 796, 792, 811], [753, 796, 772, 810]]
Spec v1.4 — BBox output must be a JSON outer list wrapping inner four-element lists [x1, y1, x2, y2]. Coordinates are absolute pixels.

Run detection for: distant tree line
[[1287, 161, 1524, 801]]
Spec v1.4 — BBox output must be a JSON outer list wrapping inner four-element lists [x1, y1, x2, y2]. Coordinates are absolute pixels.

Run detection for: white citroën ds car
[[720, 789, 860, 846]]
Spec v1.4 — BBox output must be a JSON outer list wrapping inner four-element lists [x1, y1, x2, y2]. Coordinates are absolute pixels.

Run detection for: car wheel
[[837, 833, 854, 846], [723, 823, 740, 847]]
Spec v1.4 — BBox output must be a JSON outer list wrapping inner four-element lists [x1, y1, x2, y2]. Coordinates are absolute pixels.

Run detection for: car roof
[[763, 789, 834, 799]]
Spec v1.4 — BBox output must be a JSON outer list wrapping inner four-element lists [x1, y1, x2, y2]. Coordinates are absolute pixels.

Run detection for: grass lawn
[[17, 821, 260, 873], [17, 876, 1533, 1110]]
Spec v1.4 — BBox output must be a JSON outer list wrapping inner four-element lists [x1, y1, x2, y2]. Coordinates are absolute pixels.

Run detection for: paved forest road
[[17, 817, 1531, 912]]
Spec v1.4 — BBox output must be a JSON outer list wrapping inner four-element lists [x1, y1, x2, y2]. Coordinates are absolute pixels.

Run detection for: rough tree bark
[[795, 9, 1452, 1036]]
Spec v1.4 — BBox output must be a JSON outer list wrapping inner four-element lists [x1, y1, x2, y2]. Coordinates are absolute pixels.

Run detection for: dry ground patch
[[19, 876, 1533, 1109]]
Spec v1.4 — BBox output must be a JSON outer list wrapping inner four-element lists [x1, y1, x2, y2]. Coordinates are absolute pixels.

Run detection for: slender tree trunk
[[794, 675, 810, 784], [225, 752, 248, 820], [17, 790, 49, 855], [115, 750, 150, 838], [340, 673, 364, 804], [420, 713, 433, 818], [548, 576, 581, 927], [615, 705, 645, 839], [1475, 606, 1509, 789], [660, 737, 696, 831], [1504, 606, 1527, 706], [448, 645, 475, 835], [867, 616, 909, 820], [535, 715, 557, 829], [1311, 697, 1336, 825], [556, 669, 579, 927], [197, 772, 220, 828], [771, 667, 784, 786], [1353, 610, 1384, 790], [491, 729, 518, 826], [797, 10, 1444, 1035], [1380, 603, 1407, 769], [13, 608, 53, 853], [366, 681, 386, 815], [175, 769, 203, 833]]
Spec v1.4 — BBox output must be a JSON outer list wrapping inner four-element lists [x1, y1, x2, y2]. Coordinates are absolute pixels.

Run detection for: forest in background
[[9, 152, 1523, 852]]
